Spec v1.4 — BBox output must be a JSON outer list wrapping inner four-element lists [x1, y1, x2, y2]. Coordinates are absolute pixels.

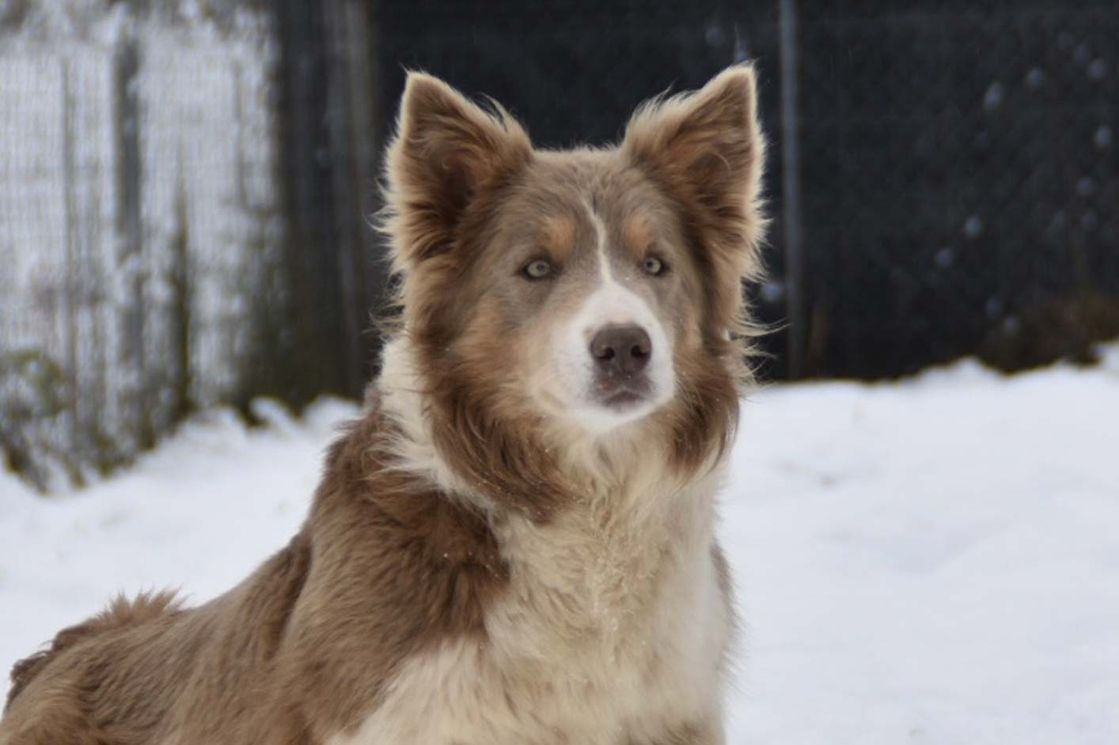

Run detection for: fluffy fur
[[0, 65, 766, 745]]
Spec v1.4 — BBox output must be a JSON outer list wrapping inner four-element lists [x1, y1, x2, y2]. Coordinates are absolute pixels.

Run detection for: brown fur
[[2, 66, 765, 745], [629, 721, 723, 745], [381, 75, 574, 520], [5, 591, 181, 710]]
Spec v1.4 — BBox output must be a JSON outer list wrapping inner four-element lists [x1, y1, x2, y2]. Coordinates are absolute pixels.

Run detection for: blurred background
[[1, 0, 1117, 489]]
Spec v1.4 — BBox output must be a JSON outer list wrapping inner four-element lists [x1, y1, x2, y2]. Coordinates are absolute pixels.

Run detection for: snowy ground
[[1, 350, 1117, 744]]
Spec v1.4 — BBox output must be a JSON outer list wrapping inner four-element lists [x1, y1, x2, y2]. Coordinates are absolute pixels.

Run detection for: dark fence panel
[[797, 0, 1119, 377], [272, 0, 383, 404]]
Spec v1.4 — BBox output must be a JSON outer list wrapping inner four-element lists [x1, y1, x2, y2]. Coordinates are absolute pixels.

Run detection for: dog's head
[[381, 68, 765, 515]]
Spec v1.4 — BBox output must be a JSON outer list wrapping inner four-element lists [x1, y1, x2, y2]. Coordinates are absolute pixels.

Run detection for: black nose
[[589, 325, 652, 376]]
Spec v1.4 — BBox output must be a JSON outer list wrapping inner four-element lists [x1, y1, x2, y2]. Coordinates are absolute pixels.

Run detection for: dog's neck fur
[[374, 336, 725, 645], [376, 336, 722, 509]]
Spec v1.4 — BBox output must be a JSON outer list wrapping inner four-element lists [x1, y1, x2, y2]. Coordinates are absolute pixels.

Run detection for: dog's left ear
[[384, 72, 532, 269], [623, 65, 766, 277]]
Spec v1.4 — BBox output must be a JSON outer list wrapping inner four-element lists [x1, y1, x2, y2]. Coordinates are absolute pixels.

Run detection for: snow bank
[[725, 347, 1119, 744], [1, 349, 1116, 743]]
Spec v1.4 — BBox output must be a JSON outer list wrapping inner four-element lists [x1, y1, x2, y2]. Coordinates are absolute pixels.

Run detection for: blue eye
[[643, 256, 667, 276], [522, 259, 554, 280]]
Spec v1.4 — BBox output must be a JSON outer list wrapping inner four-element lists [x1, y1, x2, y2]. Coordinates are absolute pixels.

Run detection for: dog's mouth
[[592, 376, 652, 410]]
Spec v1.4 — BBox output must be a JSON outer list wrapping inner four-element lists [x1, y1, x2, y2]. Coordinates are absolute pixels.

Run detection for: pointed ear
[[384, 72, 532, 268], [623, 65, 766, 272]]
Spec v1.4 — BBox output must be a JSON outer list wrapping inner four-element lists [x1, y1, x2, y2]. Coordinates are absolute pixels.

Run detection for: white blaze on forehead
[[581, 200, 661, 335], [588, 201, 616, 285]]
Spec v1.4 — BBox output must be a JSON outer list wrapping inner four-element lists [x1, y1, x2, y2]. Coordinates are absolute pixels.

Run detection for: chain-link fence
[[0, 3, 281, 488]]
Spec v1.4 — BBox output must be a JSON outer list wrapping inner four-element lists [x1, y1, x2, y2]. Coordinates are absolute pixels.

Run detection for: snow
[[1, 349, 1117, 743]]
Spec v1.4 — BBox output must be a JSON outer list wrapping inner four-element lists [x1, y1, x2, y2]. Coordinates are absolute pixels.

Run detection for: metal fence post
[[778, 0, 805, 378]]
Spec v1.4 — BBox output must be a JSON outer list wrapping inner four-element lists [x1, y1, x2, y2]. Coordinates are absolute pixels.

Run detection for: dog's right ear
[[384, 72, 532, 269]]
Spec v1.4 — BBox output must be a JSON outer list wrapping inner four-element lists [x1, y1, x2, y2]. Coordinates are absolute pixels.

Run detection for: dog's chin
[[529, 372, 674, 437], [565, 385, 669, 435]]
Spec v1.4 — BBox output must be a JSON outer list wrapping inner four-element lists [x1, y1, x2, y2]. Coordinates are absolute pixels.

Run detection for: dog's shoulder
[[270, 397, 512, 736]]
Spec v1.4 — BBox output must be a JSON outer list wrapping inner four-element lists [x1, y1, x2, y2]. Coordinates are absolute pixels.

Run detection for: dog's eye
[[522, 259, 554, 280], [642, 256, 667, 276]]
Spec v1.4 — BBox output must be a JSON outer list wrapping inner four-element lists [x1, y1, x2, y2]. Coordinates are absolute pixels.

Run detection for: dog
[[0, 64, 766, 745]]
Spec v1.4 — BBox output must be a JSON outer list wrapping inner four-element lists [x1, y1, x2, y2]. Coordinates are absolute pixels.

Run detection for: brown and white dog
[[0, 65, 766, 745]]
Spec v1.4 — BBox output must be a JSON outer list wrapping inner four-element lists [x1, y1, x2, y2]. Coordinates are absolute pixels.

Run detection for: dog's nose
[[589, 325, 652, 375]]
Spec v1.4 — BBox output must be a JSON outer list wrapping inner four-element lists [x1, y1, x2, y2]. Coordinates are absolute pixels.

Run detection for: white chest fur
[[329, 474, 732, 745]]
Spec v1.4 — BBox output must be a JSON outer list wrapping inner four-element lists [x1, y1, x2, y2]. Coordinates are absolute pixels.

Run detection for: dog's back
[[1, 536, 311, 745], [6, 591, 179, 710]]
